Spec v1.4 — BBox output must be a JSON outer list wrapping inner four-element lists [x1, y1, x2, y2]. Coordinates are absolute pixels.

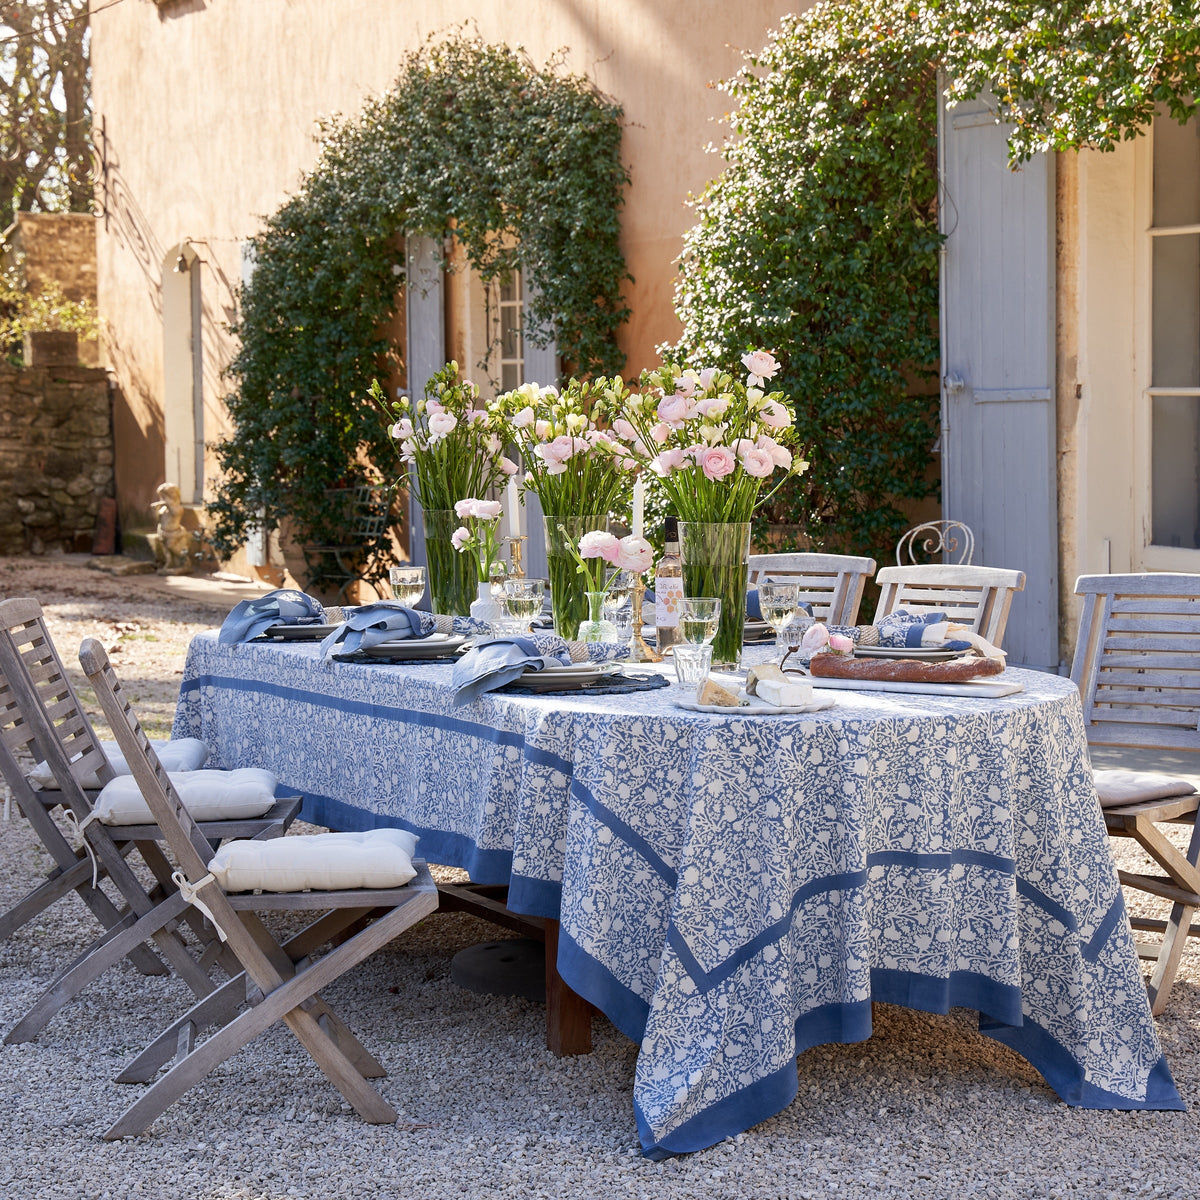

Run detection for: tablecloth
[[175, 632, 1183, 1155]]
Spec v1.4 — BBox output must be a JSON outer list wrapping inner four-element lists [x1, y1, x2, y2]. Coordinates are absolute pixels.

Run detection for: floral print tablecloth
[[175, 633, 1183, 1155]]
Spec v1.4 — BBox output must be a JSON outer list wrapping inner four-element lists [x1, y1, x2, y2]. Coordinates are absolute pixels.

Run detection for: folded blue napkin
[[451, 635, 573, 705], [219, 589, 327, 645], [875, 608, 971, 651], [318, 603, 436, 659]]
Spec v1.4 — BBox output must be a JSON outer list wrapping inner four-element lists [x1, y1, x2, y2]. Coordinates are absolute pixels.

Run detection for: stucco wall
[[90, 0, 805, 538]]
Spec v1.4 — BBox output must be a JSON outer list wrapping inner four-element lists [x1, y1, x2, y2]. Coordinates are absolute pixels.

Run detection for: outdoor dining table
[[174, 631, 1184, 1156]]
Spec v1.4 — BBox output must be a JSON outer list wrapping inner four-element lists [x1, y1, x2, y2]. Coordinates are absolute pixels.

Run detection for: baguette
[[808, 653, 1004, 683]]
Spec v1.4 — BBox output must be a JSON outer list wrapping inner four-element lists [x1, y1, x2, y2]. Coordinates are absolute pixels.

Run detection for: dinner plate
[[356, 633, 467, 659], [675, 694, 835, 716], [259, 623, 341, 640], [520, 662, 622, 685], [854, 646, 964, 661]]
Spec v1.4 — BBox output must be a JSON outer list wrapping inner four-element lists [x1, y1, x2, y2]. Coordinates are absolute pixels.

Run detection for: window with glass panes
[[495, 271, 525, 391], [1151, 114, 1200, 549]]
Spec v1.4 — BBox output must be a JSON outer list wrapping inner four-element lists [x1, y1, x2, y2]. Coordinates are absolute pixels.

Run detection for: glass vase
[[544, 514, 607, 640], [577, 591, 618, 643], [678, 521, 751, 668], [423, 508, 476, 617]]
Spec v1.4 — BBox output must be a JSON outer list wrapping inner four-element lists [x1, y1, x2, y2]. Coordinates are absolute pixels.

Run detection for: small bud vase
[[577, 591, 618, 643], [469, 581, 504, 630]]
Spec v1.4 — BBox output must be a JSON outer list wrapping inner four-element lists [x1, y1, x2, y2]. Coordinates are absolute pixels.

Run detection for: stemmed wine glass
[[758, 581, 799, 663], [502, 578, 544, 633], [389, 566, 426, 606], [677, 597, 721, 646]]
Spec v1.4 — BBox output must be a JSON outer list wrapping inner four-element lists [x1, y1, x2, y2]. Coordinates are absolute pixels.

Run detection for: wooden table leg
[[544, 918, 593, 1056]]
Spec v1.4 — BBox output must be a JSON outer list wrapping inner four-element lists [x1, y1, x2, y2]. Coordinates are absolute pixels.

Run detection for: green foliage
[[209, 32, 630, 564], [0, 262, 97, 362], [673, 0, 1200, 565]]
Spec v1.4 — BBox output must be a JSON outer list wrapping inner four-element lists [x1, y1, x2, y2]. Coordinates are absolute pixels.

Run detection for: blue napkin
[[875, 608, 971, 651], [219, 589, 327, 645], [318, 603, 436, 659], [451, 634, 573, 705]]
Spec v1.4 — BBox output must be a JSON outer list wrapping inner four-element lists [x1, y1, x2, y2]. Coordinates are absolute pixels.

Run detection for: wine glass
[[677, 597, 721, 646], [503, 578, 544, 632], [758, 581, 799, 662], [389, 566, 426, 606], [602, 570, 634, 624]]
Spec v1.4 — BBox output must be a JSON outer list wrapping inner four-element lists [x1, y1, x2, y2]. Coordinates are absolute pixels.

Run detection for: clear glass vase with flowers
[[490, 376, 638, 639], [451, 498, 507, 626], [557, 527, 655, 642], [619, 351, 809, 666], [369, 362, 517, 616]]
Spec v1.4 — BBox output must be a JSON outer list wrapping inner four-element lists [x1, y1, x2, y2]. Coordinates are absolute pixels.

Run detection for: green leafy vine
[[208, 31, 631, 570]]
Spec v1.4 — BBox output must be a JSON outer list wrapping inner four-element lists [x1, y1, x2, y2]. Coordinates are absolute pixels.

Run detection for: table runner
[[175, 633, 1183, 1154]]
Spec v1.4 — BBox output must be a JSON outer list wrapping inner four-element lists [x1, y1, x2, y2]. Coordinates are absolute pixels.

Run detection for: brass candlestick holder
[[505, 535, 527, 580], [626, 575, 662, 663]]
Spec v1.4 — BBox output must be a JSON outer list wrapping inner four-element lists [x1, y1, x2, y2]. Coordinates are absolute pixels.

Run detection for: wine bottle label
[[655, 576, 684, 627]]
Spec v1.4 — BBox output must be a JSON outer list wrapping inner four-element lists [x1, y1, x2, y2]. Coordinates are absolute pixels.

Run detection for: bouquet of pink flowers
[[451, 498, 505, 583]]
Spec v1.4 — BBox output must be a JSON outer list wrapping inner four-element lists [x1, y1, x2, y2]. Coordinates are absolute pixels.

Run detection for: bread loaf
[[808, 654, 1004, 683]]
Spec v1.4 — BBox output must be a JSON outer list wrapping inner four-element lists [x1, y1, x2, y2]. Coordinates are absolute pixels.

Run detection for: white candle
[[506, 475, 522, 540], [632, 478, 645, 539]]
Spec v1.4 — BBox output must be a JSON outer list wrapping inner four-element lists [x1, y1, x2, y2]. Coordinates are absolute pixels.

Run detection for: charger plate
[[259, 623, 341, 640], [675, 694, 835, 716], [356, 633, 467, 659]]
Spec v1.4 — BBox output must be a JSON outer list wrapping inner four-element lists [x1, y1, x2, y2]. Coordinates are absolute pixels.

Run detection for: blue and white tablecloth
[[174, 632, 1183, 1155]]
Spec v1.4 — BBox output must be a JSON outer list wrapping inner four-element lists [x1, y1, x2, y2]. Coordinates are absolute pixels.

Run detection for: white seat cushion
[[29, 737, 210, 790], [208, 828, 418, 893], [1093, 768, 1198, 809], [92, 768, 277, 826]]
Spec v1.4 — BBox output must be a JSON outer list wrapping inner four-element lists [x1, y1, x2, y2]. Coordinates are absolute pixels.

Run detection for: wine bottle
[[654, 516, 684, 653]]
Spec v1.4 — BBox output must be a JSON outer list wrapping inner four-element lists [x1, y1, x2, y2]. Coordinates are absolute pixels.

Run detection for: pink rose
[[451, 527, 471, 551], [651, 447, 686, 476], [511, 406, 536, 429], [739, 447, 775, 478], [828, 633, 855, 655], [758, 399, 792, 430], [427, 412, 458, 440], [497, 456, 518, 476], [651, 422, 673, 445], [657, 394, 693, 424], [757, 434, 793, 469], [579, 530, 623, 565], [699, 445, 737, 480], [742, 350, 780, 387], [802, 623, 829, 652], [616, 535, 654, 573]]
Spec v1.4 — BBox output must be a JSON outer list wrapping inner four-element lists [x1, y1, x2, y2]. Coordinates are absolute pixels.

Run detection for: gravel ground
[[0, 552, 1198, 1199]]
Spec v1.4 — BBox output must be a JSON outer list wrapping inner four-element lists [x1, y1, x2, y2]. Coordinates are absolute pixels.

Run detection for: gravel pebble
[[0, 553, 1198, 1199]]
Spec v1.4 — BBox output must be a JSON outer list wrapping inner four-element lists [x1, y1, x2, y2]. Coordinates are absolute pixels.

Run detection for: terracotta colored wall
[[90, 0, 805, 541]]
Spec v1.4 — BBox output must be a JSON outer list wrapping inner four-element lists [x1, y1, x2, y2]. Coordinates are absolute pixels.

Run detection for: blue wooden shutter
[[519, 292, 559, 583], [939, 89, 1059, 670]]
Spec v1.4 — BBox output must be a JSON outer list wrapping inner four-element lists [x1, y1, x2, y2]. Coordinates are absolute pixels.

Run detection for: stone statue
[[148, 482, 194, 573]]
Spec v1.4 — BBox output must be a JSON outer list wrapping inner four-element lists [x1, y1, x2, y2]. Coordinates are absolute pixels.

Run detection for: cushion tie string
[[63, 810, 102, 889], [171, 871, 228, 941]]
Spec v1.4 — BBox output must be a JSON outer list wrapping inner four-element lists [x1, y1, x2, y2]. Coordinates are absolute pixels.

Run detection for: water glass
[[678, 597, 721, 646], [758, 581, 799, 660], [673, 642, 713, 690], [389, 566, 426, 606], [503, 578, 544, 631]]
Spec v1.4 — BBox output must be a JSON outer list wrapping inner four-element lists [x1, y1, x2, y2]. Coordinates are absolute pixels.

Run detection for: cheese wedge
[[697, 677, 742, 707], [755, 678, 814, 708], [746, 664, 789, 696]]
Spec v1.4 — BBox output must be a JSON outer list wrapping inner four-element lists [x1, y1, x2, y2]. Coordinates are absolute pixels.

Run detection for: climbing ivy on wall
[[208, 32, 631, 564], [673, 0, 1200, 565]]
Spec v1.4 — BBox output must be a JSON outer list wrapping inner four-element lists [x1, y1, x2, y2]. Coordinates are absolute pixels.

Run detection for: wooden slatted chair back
[[746, 552, 876, 626], [1070, 573, 1200, 755], [872, 564, 1026, 647]]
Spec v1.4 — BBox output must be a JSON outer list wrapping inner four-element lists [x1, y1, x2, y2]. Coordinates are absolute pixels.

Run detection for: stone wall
[[0, 364, 113, 554]]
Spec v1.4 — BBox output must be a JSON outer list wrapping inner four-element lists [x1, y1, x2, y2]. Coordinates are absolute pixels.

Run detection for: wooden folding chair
[[1071, 572, 1200, 1015], [745, 552, 876, 626], [79, 637, 438, 1138], [872, 564, 1026, 647], [0, 596, 300, 1043]]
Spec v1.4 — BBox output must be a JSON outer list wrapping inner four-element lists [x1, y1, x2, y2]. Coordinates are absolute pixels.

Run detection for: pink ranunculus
[[657, 394, 693, 424], [498, 456, 518, 476], [473, 499, 503, 520], [757, 434, 793, 469], [533, 436, 573, 466], [511, 406, 536, 429], [544, 461, 567, 476], [694, 396, 730, 419], [758, 399, 792, 430], [426, 400, 445, 416], [650, 421, 673, 445], [466, 409, 488, 424], [389, 420, 406, 440], [674, 372, 698, 399], [616, 535, 654, 574], [534, 420, 552, 439], [699, 445, 737, 480], [828, 633, 855, 655], [579, 530, 623, 565], [611, 418, 637, 441], [802, 623, 829, 653], [651, 447, 686, 476], [697, 367, 717, 390], [739, 447, 775, 478], [742, 350, 780, 387], [427, 412, 458, 440], [451, 526, 471, 551]]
